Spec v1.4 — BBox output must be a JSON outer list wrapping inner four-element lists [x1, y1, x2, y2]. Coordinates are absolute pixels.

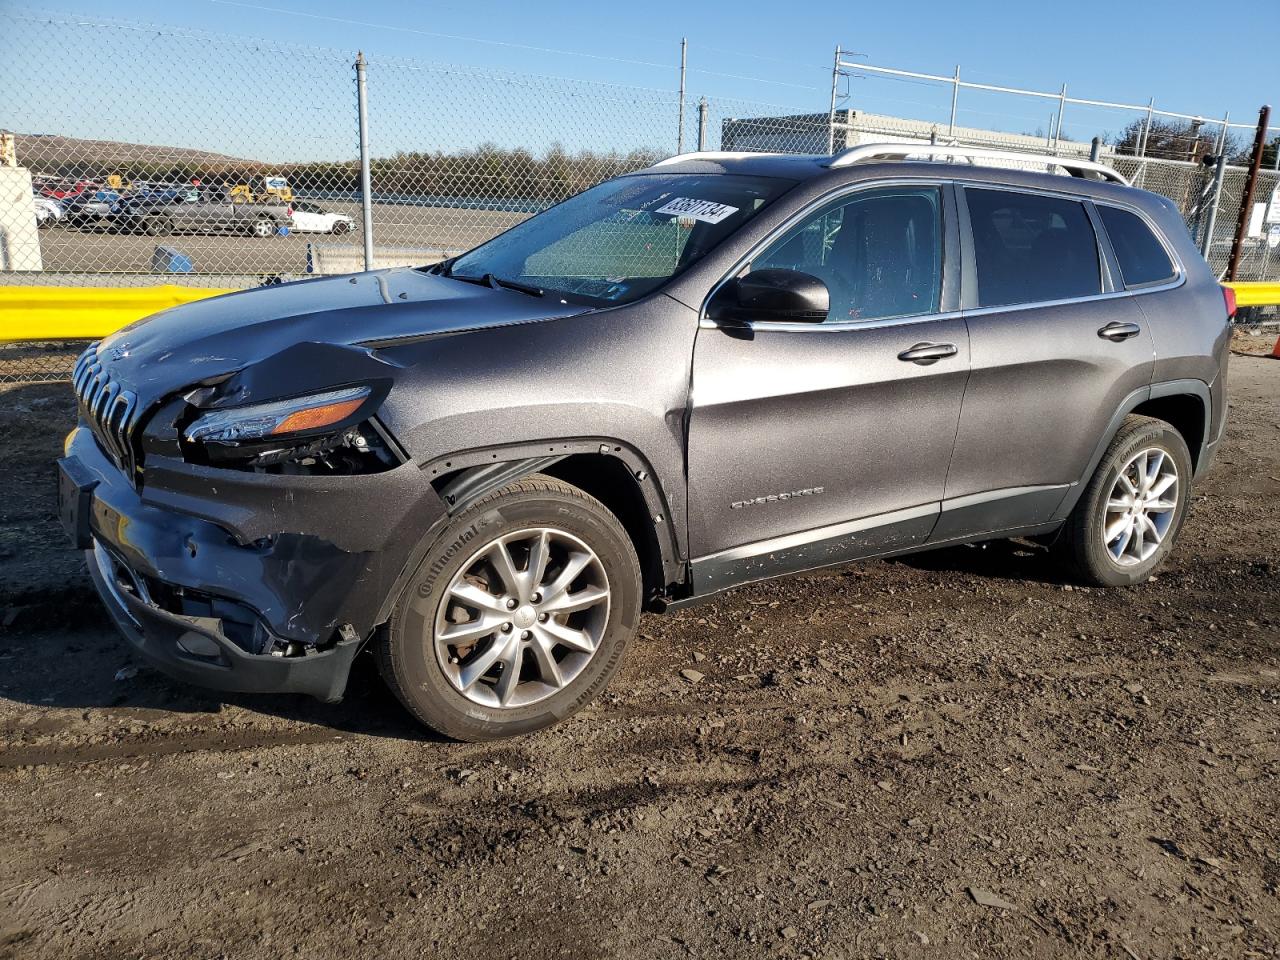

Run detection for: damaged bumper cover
[[61, 425, 448, 701]]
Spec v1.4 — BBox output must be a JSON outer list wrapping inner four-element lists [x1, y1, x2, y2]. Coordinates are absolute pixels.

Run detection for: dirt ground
[[0, 333, 1277, 960]]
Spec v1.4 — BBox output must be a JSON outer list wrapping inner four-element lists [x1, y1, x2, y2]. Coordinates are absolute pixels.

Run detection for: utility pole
[[355, 51, 374, 271], [1227, 105, 1271, 282], [677, 38, 687, 153], [827, 46, 842, 155]]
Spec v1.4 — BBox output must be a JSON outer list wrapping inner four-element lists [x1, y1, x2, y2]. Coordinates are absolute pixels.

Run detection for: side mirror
[[708, 268, 829, 324]]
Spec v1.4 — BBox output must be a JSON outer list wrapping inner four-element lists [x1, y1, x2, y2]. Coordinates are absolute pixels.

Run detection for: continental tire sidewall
[[1076, 420, 1192, 587], [386, 481, 641, 740]]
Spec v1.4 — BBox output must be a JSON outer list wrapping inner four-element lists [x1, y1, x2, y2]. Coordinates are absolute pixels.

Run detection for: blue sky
[[4, 0, 1277, 161]]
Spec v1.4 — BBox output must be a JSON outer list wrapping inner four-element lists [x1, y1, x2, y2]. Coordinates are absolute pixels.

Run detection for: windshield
[[446, 173, 793, 305]]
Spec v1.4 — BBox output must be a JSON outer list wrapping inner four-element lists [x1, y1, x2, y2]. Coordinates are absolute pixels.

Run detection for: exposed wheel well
[[541, 455, 665, 606], [1130, 394, 1206, 470]]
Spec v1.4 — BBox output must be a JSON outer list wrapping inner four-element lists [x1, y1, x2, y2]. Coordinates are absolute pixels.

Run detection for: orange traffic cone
[[1272, 335, 1280, 359]]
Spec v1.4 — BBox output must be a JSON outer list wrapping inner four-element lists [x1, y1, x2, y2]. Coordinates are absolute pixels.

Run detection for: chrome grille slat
[[72, 342, 141, 477]]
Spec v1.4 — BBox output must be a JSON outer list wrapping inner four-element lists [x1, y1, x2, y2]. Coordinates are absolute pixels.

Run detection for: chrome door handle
[[1098, 321, 1142, 342], [897, 342, 958, 365]]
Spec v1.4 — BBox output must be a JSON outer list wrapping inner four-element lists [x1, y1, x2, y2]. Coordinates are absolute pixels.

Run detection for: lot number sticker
[[654, 197, 740, 224]]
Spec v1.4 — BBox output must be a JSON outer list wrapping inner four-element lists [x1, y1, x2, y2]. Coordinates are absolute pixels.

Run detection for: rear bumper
[[62, 423, 448, 701]]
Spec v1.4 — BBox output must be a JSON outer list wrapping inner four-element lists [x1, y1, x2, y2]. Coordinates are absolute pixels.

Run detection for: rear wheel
[[251, 217, 276, 238], [330, 219, 351, 235], [143, 215, 171, 236], [1054, 415, 1192, 586], [378, 475, 642, 741]]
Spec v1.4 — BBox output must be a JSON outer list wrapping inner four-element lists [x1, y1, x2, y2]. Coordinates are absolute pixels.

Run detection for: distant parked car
[[288, 201, 354, 235], [33, 196, 64, 228], [112, 186, 293, 237], [64, 189, 121, 228]]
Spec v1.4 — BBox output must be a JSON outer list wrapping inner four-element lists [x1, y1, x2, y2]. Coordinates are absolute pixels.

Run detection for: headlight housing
[[180, 385, 402, 474], [184, 385, 371, 444]]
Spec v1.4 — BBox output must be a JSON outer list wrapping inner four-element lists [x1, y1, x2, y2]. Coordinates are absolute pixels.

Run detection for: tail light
[[1222, 285, 1237, 319]]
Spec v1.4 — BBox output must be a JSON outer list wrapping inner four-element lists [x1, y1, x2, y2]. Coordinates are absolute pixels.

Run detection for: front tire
[[252, 217, 276, 238], [330, 219, 350, 235], [1055, 415, 1192, 586], [378, 475, 642, 741]]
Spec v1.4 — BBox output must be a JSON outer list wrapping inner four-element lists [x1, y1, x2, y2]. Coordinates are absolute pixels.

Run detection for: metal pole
[[677, 38, 687, 153], [697, 97, 708, 151], [1137, 99, 1155, 158], [948, 65, 960, 139], [1200, 152, 1227, 259], [355, 51, 374, 272], [1090, 137, 1101, 163], [1052, 84, 1066, 154], [827, 45, 841, 155], [1215, 111, 1230, 156], [1227, 105, 1271, 282]]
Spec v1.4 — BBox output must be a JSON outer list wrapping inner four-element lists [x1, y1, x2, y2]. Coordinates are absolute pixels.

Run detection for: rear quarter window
[[1098, 205, 1177, 287]]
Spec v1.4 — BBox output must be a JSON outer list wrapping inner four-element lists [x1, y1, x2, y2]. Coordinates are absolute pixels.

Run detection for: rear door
[[935, 185, 1155, 541]]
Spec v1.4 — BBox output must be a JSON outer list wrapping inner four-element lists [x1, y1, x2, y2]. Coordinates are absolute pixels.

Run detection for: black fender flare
[[373, 437, 684, 627], [1051, 378, 1211, 522]]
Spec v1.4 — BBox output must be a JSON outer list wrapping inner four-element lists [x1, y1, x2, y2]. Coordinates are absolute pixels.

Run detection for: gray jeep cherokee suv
[[59, 144, 1232, 740]]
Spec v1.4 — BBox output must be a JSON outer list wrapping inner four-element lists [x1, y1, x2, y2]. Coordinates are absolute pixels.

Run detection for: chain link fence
[[3, 12, 1277, 382]]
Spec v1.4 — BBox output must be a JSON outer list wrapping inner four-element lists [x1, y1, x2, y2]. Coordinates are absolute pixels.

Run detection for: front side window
[[447, 173, 793, 305], [750, 187, 943, 323], [966, 188, 1101, 308], [1098, 205, 1176, 287]]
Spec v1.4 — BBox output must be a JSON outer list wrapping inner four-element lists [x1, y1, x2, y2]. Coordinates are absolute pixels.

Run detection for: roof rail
[[649, 151, 784, 167], [825, 142, 1130, 186]]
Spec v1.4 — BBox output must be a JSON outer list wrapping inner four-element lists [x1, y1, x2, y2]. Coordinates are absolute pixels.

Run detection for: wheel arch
[[424, 438, 684, 604], [1053, 379, 1210, 521]]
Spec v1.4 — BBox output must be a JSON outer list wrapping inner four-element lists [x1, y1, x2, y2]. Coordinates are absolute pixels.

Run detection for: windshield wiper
[[444, 271, 544, 298], [486, 274, 544, 298]]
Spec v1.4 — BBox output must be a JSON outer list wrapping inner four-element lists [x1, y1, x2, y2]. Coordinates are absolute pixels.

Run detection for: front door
[[686, 184, 970, 593]]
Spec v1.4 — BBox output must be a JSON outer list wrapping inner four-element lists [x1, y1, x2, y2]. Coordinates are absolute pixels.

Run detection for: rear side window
[[1098, 205, 1176, 287], [966, 188, 1101, 308]]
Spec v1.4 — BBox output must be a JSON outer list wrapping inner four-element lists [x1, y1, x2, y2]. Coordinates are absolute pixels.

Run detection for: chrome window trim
[[699, 309, 964, 333], [698, 177, 952, 333], [955, 181, 1186, 316], [698, 176, 1187, 335]]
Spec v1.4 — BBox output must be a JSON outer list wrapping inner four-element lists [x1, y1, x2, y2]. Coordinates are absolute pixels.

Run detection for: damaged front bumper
[[59, 425, 448, 702]]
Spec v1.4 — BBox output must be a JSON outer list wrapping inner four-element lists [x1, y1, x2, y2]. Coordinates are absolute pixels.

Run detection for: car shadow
[[0, 610, 446, 744], [888, 537, 1075, 587]]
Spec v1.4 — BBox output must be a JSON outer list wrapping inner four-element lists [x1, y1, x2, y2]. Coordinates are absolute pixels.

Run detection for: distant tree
[[1113, 117, 1241, 161]]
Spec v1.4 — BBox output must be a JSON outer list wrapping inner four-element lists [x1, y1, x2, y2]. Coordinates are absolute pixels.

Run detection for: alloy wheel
[[433, 527, 611, 709], [1102, 446, 1179, 566]]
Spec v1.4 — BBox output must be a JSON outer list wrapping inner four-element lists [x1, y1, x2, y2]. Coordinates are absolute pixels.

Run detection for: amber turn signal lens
[[270, 397, 365, 435]]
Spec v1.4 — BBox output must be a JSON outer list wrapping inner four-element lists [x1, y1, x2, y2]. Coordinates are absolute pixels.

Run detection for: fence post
[[1090, 137, 1101, 162], [1200, 152, 1227, 260], [677, 38, 687, 153], [1227, 105, 1271, 282], [355, 51, 374, 272], [1052, 84, 1066, 154], [827, 45, 842, 155], [697, 97, 708, 151], [948, 65, 960, 140]]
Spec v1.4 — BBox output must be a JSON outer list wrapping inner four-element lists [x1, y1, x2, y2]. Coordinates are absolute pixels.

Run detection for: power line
[[204, 0, 675, 70]]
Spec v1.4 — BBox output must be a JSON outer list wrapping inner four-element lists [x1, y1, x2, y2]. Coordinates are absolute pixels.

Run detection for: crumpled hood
[[97, 267, 588, 398]]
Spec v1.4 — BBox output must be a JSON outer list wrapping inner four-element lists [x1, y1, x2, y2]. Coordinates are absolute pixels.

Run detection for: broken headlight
[[181, 385, 402, 474]]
